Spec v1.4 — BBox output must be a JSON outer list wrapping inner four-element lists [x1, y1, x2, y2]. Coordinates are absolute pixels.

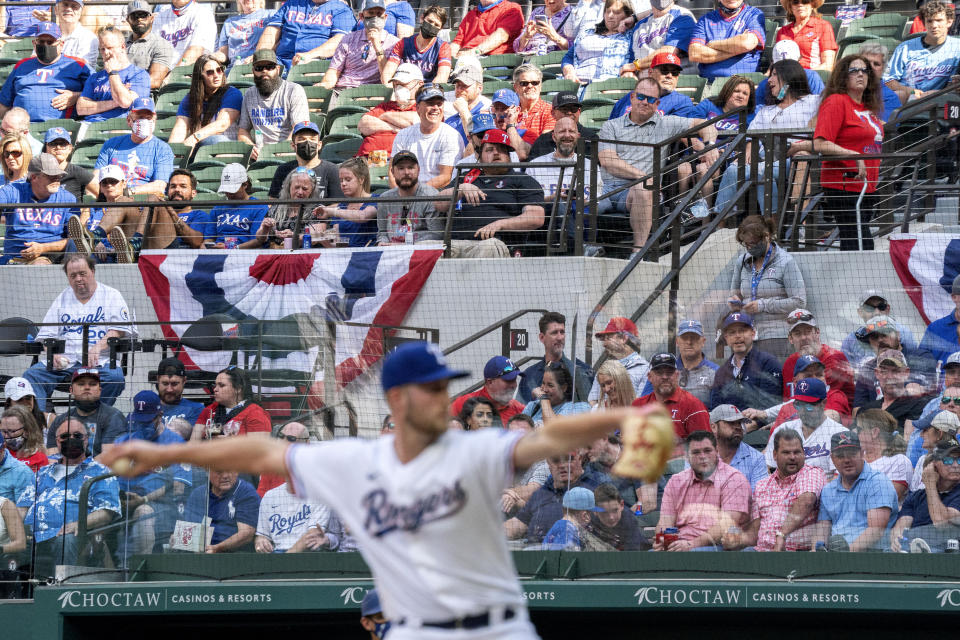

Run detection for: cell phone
[[535, 15, 548, 24]]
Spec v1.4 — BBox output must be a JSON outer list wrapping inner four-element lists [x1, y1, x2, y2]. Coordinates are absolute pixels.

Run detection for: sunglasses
[[941, 456, 958, 466], [556, 105, 581, 115], [942, 396, 960, 406], [282, 434, 308, 442], [861, 300, 888, 312], [495, 363, 517, 377], [101, 178, 120, 187], [293, 167, 316, 177], [847, 67, 870, 76], [790, 0, 812, 4], [634, 93, 659, 104], [655, 67, 681, 77], [204, 67, 224, 77], [516, 80, 541, 87], [253, 64, 277, 72], [2, 150, 22, 158], [787, 311, 814, 325]]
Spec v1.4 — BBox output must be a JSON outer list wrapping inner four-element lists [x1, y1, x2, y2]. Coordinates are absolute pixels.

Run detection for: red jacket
[[450, 387, 524, 426], [633, 388, 710, 439]]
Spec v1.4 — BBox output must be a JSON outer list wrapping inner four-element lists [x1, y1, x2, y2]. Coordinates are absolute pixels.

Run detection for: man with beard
[[238, 50, 311, 162], [654, 431, 750, 550], [449, 355, 525, 427], [136, 169, 212, 251], [45, 369, 127, 457], [814, 430, 897, 551], [710, 312, 782, 411], [94, 97, 174, 197], [77, 27, 150, 123], [518, 311, 593, 404], [391, 84, 463, 190], [709, 404, 767, 489], [267, 121, 342, 199], [722, 428, 825, 551], [634, 353, 710, 441], [357, 63, 423, 161], [0, 22, 90, 123], [527, 92, 597, 160], [781, 309, 854, 405], [125, 0, 176, 90], [858, 349, 935, 431], [155, 357, 204, 429], [375, 150, 441, 244], [765, 378, 847, 476], [436, 128, 543, 259], [853, 315, 936, 407], [210, 164, 270, 248], [443, 61, 488, 147], [18, 418, 120, 578]]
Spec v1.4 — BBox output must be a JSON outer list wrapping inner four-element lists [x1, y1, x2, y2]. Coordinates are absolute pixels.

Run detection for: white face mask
[[131, 118, 155, 139], [394, 86, 412, 103]]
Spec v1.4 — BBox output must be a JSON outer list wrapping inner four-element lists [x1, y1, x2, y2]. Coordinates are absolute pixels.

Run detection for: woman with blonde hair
[[775, 0, 837, 71], [593, 359, 635, 409], [855, 408, 911, 502], [312, 158, 377, 247], [0, 133, 31, 186], [1, 404, 48, 472]]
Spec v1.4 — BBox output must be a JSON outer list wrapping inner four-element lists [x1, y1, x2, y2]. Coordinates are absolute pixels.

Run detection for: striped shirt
[[751, 464, 825, 550]]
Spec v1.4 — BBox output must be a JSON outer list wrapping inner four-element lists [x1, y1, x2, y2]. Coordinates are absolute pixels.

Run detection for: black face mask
[[296, 141, 318, 161], [419, 21, 440, 39], [718, 1, 743, 14], [36, 43, 58, 64], [59, 435, 86, 459], [130, 21, 150, 36], [75, 398, 100, 413]]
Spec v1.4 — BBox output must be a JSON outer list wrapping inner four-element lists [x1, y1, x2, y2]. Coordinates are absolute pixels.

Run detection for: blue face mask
[[132, 420, 158, 441], [373, 621, 391, 638]]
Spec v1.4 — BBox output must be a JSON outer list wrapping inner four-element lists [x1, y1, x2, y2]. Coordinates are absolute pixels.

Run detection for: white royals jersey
[[286, 428, 526, 622], [153, 1, 218, 60], [35, 283, 133, 366], [256, 483, 331, 552]]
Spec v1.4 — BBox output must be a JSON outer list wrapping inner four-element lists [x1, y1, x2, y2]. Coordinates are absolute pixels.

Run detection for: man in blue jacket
[[710, 312, 782, 410]]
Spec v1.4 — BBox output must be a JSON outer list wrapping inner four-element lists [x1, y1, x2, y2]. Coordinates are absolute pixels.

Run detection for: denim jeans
[[714, 161, 784, 215]]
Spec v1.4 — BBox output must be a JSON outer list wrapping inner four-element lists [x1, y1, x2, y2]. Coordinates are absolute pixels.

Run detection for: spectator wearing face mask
[[320, 0, 399, 93], [381, 5, 451, 84], [94, 97, 174, 197], [267, 121, 343, 200], [765, 378, 847, 477]]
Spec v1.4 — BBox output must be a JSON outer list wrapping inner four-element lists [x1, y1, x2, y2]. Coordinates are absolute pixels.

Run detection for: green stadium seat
[[226, 63, 255, 89], [156, 88, 188, 118], [303, 85, 333, 115], [249, 141, 296, 169], [579, 105, 612, 129], [319, 137, 362, 162], [324, 112, 364, 144], [479, 53, 522, 81], [532, 50, 566, 80], [287, 59, 331, 86], [30, 119, 82, 145], [480, 80, 513, 97], [76, 117, 131, 148], [246, 166, 279, 185], [168, 142, 193, 169], [581, 77, 636, 109], [539, 79, 579, 101], [166, 65, 194, 86], [154, 116, 178, 140], [68, 144, 101, 169], [840, 37, 902, 60], [676, 75, 707, 103], [189, 141, 253, 170], [326, 86, 394, 128]]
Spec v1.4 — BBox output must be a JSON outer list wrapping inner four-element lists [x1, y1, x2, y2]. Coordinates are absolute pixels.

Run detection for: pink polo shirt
[[751, 464, 825, 551], [660, 460, 751, 541]]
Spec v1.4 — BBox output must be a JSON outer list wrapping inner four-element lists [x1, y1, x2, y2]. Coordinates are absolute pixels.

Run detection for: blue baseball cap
[[792, 378, 826, 403], [471, 113, 496, 136], [36, 22, 62, 39], [131, 96, 156, 113], [381, 342, 468, 392], [482, 355, 520, 381], [360, 589, 382, 617], [45, 127, 71, 145], [793, 354, 823, 376], [416, 84, 445, 103], [130, 390, 162, 422], [562, 487, 604, 512], [292, 121, 320, 136], [491, 89, 519, 107], [677, 319, 703, 336], [722, 312, 753, 330]]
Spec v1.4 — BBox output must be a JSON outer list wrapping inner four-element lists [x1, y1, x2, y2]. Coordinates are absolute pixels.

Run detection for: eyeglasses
[[282, 434, 308, 442], [787, 311, 814, 326], [516, 80, 541, 87], [655, 67, 681, 77], [204, 67, 224, 77], [253, 64, 277, 72], [2, 150, 22, 158], [942, 396, 960, 406], [847, 67, 870, 76], [941, 456, 958, 466], [634, 93, 659, 104], [790, 0, 812, 4], [0, 427, 24, 437]]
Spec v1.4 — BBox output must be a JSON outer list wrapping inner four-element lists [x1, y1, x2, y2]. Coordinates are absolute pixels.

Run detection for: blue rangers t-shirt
[[0, 55, 91, 121], [609, 89, 696, 119], [689, 4, 765, 79], [351, 0, 415, 36], [267, 0, 355, 66], [177, 208, 214, 242], [883, 36, 960, 93], [0, 181, 78, 264], [445, 98, 487, 144], [691, 97, 755, 132], [218, 9, 277, 70], [161, 397, 205, 429], [80, 64, 152, 122], [210, 199, 269, 244], [114, 428, 193, 495], [632, 7, 695, 56], [95, 135, 175, 188]]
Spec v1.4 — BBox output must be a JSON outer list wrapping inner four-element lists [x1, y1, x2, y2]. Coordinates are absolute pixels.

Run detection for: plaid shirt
[[751, 464, 825, 551]]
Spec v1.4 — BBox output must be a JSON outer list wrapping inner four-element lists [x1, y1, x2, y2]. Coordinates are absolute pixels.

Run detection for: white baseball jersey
[[35, 283, 133, 366], [286, 428, 531, 624], [256, 483, 331, 552], [153, 2, 218, 61], [765, 418, 847, 475]]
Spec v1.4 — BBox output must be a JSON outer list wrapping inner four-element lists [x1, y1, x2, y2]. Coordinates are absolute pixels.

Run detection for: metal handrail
[[443, 308, 549, 357]]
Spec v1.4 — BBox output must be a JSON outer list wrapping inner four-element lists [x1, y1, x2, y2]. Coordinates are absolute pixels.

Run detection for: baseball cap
[[552, 91, 581, 109], [952, 273, 960, 295], [451, 65, 483, 86], [877, 349, 908, 369], [858, 289, 888, 308], [390, 149, 418, 167], [126, 0, 150, 14], [381, 342, 468, 392], [360, 589, 382, 617], [710, 404, 745, 423], [649, 352, 678, 370], [480, 128, 513, 150], [771, 39, 801, 63], [650, 51, 682, 70], [722, 312, 753, 330], [60, 0, 84, 5], [4, 377, 35, 402], [44, 127, 71, 145], [483, 355, 520, 381], [252, 49, 279, 65], [130, 390, 162, 423], [217, 163, 248, 193], [391, 62, 423, 84], [292, 121, 320, 136], [677, 319, 703, 336], [934, 439, 960, 457], [792, 378, 827, 403], [156, 356, 186, 377], [416, 84, 445, 103], [786, 308, 816, 331], [361, 0, 385, 11], [596, 317, 638, 337], [71, 367, 100, 383], [491, 88, 520, 107], [35, 22, 61, 39], [830, 430, 860, 451], [131, 96, 156, 113], [28, 153, 66, 178], [471, 113, 496, 136], [99, 164, 125, 183], [562, 487, 604, 512], [945, 352, 960, 369], [793, 354, 823, 376], [856, 315, 898, 342], [929, 410, 960, 434]]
